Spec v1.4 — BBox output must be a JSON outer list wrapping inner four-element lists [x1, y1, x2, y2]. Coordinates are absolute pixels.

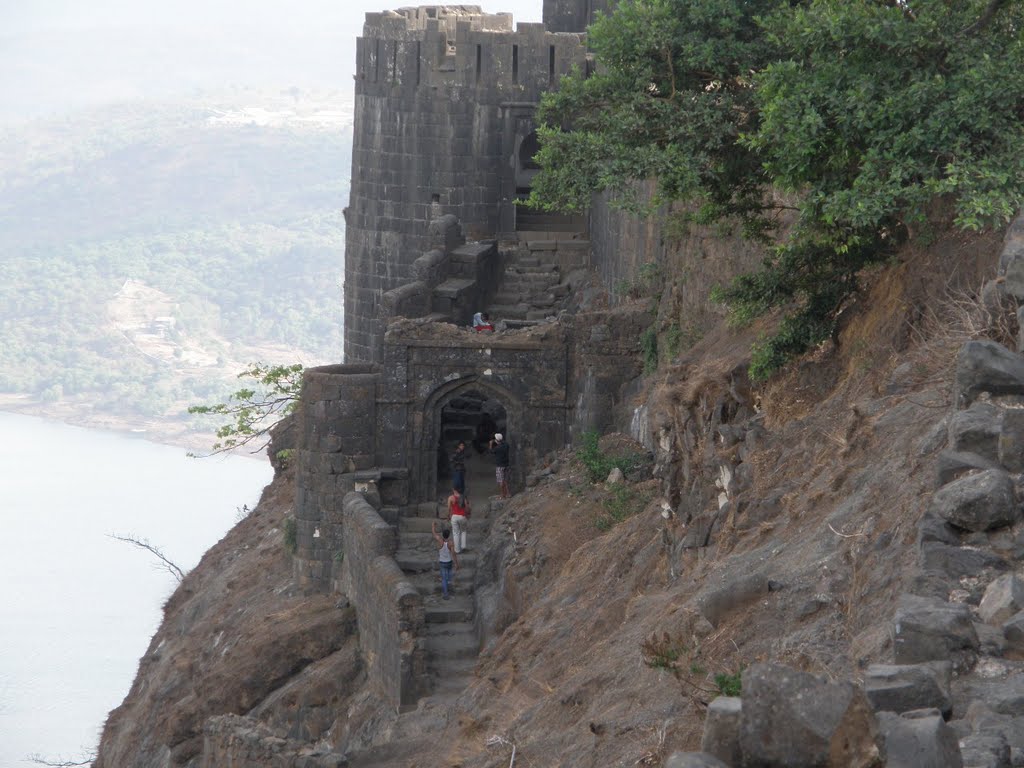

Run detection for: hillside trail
[[349, 462, 502, 767]]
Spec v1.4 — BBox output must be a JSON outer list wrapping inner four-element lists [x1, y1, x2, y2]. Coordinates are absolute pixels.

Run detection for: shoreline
[[0, 394, 267, 460]]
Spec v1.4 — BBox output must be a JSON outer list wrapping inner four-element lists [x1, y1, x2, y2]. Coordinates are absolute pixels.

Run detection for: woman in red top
[[447, 487, 470, 553]]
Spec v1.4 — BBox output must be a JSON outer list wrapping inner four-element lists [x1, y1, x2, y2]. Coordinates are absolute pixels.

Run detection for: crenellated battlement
[[355, 6, 585, 100]]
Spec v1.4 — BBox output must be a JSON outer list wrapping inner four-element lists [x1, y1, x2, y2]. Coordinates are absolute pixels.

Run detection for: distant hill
[[0, 92, 352, 438]]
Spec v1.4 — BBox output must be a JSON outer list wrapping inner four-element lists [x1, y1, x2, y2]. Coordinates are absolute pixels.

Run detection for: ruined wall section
[[293, 364, 380, 591], [341, 492, 427, 708], [344, 6, 586, 362]]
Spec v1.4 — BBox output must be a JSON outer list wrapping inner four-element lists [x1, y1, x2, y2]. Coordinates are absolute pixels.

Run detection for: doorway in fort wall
[[416, 376, 521, 504]]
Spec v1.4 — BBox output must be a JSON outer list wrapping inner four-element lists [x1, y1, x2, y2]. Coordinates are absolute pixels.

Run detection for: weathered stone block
[[998, 212, 1024, 301], [876, 709, 962, 768], [979, 575, 1024, 625], [937, 450, 1001, 486], [664, 754, 729, 768], [697, 572, 767, 628], [893, 594, 979, 666], [959, 733, 1011, 768], [1004, 611, 1024, 656], [929, 468, 1018, 532], [955, 340, 1024, 408], [738, 663, 882, 768], [864, 662, 952, 718], [998, 408, 1024, 473], [701, 696, 741, 766], [949, 403, 1003, 462]]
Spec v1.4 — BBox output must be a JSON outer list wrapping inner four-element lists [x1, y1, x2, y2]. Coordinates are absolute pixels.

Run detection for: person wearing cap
[[488, 432, 511, 499]]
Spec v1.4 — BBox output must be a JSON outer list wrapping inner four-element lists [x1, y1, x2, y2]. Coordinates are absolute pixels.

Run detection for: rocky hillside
[[95, 216, 1024, 767]]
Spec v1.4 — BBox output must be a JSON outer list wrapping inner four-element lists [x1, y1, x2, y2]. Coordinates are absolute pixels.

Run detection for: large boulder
[[998, 409, 1024, 473], [929, 469, 1018, 532], [701, 696, 742, 766], [738, 664, 882, 768], [863, 662, 952, 719], [958, 733, 1011, 768], [997, 211, 1024, 301], [979, 575, 1024, 625], [948, 403, 1003, 463], [876, 709, 962, 768], [893, 594, 979, 668], [955, 340, 1024, 408], [1003, 610, 1024, 655], [936, 450, 1000, 487]]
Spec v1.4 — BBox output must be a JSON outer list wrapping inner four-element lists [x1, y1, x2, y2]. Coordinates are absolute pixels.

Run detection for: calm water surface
[[0, 412, 273, 766]]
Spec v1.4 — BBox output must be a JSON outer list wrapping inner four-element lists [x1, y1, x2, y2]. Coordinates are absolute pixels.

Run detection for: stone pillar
[[293, 364, 379, 592]]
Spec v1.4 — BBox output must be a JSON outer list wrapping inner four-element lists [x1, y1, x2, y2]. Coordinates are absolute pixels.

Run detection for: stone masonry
[[343, 5, 589, 362]]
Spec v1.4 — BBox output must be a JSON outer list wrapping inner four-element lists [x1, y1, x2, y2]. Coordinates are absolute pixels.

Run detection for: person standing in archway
[[450, 440, 467, 495], [489, 432, 511, 499], [447, 486, 470, 553]]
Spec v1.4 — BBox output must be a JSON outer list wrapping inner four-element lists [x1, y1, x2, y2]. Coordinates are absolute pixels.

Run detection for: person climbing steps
[[431, 520, 459, 599]]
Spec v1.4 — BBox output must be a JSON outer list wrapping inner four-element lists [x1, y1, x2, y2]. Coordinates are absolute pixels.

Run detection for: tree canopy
[[529, 0, 1024, 378]]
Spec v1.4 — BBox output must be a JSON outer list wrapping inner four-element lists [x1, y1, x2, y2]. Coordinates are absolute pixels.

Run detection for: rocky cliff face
[[95, 216, 1024, 767]]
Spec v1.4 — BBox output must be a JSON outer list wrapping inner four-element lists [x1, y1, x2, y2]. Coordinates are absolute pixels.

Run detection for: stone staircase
[[487, 234, 590, 322], [395, 504, 494, 702]]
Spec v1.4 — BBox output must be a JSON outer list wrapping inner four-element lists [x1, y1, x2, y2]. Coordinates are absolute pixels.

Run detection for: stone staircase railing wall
[[294, 364, 382, 592], [378, 215, 500, 328], [341, 492, 427, 708]]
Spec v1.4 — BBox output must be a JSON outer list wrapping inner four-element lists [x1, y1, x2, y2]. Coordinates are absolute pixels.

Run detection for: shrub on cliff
[[530, 0, 1024, 378]]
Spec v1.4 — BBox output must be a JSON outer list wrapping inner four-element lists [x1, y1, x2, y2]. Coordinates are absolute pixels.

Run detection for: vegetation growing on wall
[[530, 0, 1024, 377]]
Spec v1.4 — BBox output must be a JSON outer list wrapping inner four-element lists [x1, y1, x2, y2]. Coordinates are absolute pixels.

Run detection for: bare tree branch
[[28, 753, 95, 767], [960, 0, 1008, 36], [109, 533, 186, 582]]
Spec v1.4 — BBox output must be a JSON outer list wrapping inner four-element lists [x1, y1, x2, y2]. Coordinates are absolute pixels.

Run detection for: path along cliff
[[95, 215, 1024, 767]]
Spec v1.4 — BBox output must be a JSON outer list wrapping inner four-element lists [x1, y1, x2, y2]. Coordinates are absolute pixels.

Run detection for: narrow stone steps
[[424, 625, 479, 659], [424, 599, 474, 624], [399, 515, 491, 533]]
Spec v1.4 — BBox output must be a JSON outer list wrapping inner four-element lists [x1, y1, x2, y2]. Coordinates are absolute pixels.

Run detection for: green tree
[[188, 363, 303, 456], [530, 0, 1024, 378]]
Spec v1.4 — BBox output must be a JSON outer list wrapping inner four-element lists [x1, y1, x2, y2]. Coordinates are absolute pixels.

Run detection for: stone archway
[[417, 375, 522, 504]]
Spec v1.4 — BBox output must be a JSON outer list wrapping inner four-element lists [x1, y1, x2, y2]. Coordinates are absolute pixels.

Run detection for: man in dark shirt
[[488, 432, 511, 499], [450, 441, 467, 495]]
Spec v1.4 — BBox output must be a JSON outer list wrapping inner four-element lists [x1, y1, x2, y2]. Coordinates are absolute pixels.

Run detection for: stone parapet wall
[[294, 364, 380, 591], [341, 492, 426, 707], [201, 715, 346, 768]]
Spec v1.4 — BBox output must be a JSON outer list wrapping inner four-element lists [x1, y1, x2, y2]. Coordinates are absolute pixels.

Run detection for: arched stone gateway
[[419, 376, 521, 501]]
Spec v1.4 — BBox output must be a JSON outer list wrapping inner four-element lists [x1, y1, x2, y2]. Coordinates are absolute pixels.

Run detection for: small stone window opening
[[512, 44, 519, 84], [548, 45, 556, 86], [476, 44, 482, 83], [431, 193, 441, 203]]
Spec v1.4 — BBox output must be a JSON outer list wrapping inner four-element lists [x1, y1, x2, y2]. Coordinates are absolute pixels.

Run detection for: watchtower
[[342, 6, 588, 363]]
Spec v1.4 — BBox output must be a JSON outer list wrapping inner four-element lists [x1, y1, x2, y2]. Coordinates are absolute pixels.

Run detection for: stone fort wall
[[343, 6, 588, 362]]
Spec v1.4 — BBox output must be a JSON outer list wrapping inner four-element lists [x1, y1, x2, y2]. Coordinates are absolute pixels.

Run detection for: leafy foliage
[[531, 0, 1024, 377], [188, 363, 303, 455], [578, 430, 645, 483]]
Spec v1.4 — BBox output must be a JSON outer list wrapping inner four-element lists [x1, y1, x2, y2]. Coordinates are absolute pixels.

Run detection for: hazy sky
[[0, 0, 546, 118]]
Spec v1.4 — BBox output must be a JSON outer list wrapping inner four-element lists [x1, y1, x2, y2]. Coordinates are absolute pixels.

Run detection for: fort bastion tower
[[342, 2, 613, 362]]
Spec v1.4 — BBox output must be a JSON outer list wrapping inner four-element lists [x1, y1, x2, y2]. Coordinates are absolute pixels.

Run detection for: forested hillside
[[0, 92, 351, 430]]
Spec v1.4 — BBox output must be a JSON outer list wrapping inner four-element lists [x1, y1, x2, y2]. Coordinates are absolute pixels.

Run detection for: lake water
[[0, 412, 273, 766]]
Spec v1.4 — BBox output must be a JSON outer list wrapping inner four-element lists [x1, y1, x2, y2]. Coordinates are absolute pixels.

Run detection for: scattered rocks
[[876, 709, 962, 768], [893, 594, 979, 669], [979, 576, 1024, 625], [738, 663, 882, 768], [929, 469, 1018, 532], [864, 662, 952, 718], [605, 467, 624, 485]]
